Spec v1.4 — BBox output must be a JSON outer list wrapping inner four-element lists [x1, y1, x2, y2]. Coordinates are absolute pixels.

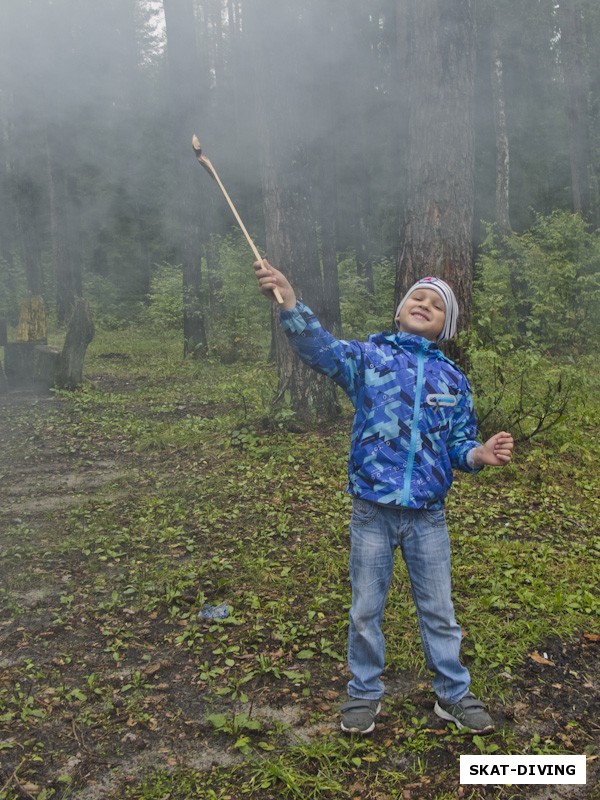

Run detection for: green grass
[[0, 323, 598, 800]]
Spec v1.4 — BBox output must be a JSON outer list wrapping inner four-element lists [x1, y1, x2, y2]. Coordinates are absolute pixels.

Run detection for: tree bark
[[558, 1, 594, 220], [491, 18, 511, 234], [313, 0, 345, 336], [396, 0, 476, 343], [249, 0, 340, 425], [55, 298, 95, 389], [163, 0, 208, 358], [47, 135, 82, 326], [13, 177, 44, 296]]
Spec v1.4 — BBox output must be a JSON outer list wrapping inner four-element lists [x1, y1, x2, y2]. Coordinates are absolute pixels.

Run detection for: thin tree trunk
[[163, 0, 208, 358], [317, 152, 342, 336], [47, 138, 81, 325], [491, 22, 511, 233], [314, 0, 344, 336], [14, 177, 44, 296], [559, 2, 594, 220]]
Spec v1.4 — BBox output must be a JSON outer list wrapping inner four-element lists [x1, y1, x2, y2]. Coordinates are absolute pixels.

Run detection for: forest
[[0, 1, 599, 799]]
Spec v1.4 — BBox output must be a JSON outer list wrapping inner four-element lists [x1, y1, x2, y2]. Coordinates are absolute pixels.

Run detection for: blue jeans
[[347, 498, 470, 704]]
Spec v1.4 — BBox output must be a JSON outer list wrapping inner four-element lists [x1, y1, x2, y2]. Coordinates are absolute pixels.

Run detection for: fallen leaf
[[583, 633, 600, 641], [530, 651, 554, 665]]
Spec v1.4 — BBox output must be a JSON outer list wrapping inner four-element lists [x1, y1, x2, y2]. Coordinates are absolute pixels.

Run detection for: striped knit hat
[[395, 277, 459, 342]]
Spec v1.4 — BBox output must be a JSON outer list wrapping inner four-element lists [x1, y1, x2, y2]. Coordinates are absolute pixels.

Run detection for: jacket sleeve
[[447, 376, 483, 473], [279, 301, 363, 404]]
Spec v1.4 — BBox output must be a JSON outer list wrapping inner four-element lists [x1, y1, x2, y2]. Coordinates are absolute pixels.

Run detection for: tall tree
[[491, 10, 511, 233], [163, 0, 208, 357], [247, 0, 340, 424], [396, 0, 476, 335], [558, 0, 594, 220]]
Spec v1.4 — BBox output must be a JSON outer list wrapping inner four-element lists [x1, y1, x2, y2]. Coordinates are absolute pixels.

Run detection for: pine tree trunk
[[396, 0, 476, 340], [14, 177, 44, 296], [163, 0, 208, 359], [47, 136, 82, 325], [491, 21, 511, 233], [314, 0, 345, 336], [262, 146, 340, 426], [250, 1, 340, 425], [558, 2, 594, 220]]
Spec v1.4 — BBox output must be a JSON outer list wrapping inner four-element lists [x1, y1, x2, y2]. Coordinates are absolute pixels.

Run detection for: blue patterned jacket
[[280, 301, 482, 509]]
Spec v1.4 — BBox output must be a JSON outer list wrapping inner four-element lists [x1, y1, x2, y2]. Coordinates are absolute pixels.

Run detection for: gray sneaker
[[340, 698, 382, 734], [434, 692, 494, 733]]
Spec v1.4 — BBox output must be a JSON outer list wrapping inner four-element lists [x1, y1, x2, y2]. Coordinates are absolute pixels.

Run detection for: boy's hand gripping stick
[[192, 135, 284, 305]]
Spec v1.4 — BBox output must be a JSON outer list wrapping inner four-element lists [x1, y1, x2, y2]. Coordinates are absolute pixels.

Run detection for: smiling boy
[[254, 260, 513, 735]]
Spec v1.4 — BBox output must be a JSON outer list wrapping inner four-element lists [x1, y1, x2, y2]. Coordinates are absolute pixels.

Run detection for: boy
[[254, 260, 514, 735]]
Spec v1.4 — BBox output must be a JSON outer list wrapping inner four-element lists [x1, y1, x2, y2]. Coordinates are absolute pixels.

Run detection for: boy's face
[[395, 288, 446, 341]]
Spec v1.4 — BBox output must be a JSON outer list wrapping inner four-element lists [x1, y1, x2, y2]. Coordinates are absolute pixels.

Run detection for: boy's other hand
[[472, 432, 514, 467], [253, 259, 297, 310]]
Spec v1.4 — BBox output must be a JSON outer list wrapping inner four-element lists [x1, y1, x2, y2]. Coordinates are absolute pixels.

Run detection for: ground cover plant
[[1, 312, 599, 800]]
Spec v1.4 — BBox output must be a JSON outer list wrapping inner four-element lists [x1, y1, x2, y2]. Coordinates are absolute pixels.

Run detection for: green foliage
[[470, 212, 599, 442], [338, 255, 396, 339], [133, 239, 271, 362], [84, 272, 145, 330], [203, 235, 271, 363], [474, 212, 600, 354], [468, 347, 593, 442], [143, 262, 183, 331]]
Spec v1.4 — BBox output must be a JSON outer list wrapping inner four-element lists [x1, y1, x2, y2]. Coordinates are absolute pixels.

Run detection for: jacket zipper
[[402, 350, 425, 505]]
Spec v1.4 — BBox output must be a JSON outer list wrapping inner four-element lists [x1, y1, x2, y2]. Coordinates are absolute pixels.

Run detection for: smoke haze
[[0, 0, 592, 323]]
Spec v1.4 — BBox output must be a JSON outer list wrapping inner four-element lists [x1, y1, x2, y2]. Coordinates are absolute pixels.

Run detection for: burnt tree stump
[[33, 345, 61, 392], [3, 298, 49, 390], [55, 298, 95, 389], [17, 296, 47, 343], [1, 298, 94, 392], [4, 341, 37, 388]]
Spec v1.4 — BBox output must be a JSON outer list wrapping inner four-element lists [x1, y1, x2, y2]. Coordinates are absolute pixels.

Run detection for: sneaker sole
[[340, 702, 382, 734], [433, 701, 495, 734]]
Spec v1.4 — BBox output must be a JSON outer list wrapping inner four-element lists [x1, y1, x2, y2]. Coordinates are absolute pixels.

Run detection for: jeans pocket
[[422, 508, 446, 527], [351, 497, 381, 524]]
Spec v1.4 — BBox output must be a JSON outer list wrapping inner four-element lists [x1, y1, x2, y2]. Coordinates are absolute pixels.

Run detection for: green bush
[[85, 272, 145, 330], [468, 346, 592, 445], [339, 255, 395, 339], [203, 234, 271, 362], [474, 211, 600, 355], [143, 262, 184, 332]]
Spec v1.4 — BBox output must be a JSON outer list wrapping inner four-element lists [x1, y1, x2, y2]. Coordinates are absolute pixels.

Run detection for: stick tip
[[192, 134, 202, 154]]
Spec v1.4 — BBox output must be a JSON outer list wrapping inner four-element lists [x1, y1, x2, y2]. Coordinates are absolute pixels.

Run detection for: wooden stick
[[192, 135, 284, 305]]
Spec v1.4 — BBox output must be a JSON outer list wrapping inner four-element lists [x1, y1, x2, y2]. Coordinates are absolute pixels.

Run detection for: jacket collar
[[368, 330, 441, 354]]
